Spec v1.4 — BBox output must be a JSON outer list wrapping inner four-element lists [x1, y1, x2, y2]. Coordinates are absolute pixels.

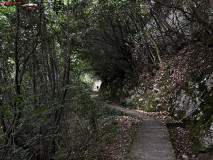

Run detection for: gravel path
[[108, 103, 176, 160]]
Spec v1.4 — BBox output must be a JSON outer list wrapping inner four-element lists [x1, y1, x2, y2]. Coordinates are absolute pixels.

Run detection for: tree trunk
[[148, 35, 162, 64], [55, 0, 71, 125]]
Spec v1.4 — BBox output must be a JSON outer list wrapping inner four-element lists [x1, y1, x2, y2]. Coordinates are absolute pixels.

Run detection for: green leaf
[[0, 105, 12, 116], [12, 95, 21, 102], [19, 118, 26, 123]]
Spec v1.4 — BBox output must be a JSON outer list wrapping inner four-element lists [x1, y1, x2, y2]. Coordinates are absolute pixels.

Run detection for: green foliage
[[0, 105, 12, 116], [101, 106, 123, 118], [102, 133, 113, 144], [1, 0, 212, 158]]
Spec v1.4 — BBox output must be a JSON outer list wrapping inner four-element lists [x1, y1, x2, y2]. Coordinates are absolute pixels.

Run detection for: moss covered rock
[[171, 71, 213, 151]]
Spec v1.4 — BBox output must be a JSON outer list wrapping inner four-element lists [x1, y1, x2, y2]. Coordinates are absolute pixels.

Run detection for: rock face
[[172, 88, 201, 120], [119, 88, 143, 106], [119, 70, 213, 151], [171, 72, 213, 151], [100, 59, 213, 152]]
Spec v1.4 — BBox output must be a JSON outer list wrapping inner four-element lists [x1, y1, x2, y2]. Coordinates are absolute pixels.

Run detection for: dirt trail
[[108, 103, 176, 160]]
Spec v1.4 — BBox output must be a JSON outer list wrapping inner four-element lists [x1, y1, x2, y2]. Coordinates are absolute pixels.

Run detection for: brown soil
[[86, 116, 141, 160], [139, 42, 213, 92], [103, 116, 141, 160]]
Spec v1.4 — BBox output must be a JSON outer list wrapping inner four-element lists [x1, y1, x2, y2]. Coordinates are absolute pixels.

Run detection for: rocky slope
[[102, 42, 213, 155]]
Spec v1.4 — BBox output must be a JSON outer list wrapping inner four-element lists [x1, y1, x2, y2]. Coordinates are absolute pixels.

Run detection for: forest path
[[107, 103, 176, 160]]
